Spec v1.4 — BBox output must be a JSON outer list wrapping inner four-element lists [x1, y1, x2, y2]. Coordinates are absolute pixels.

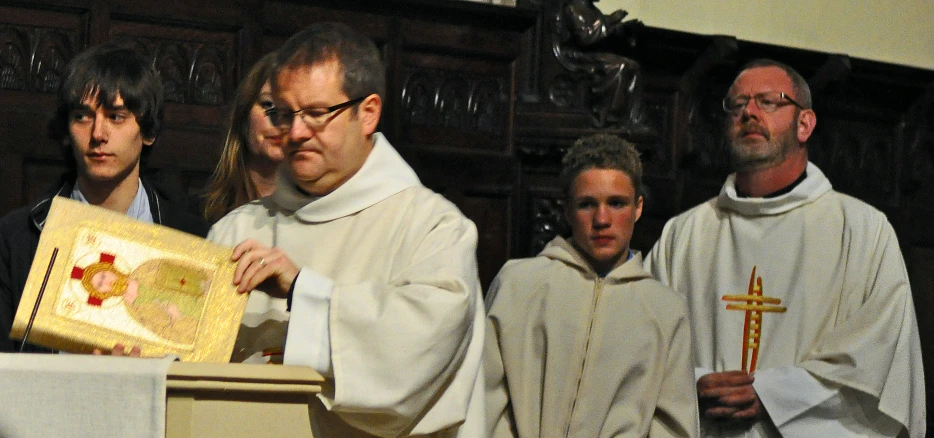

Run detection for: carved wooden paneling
[[400, 65, 510, 148], [527, 192, 564, 255], [0, 7, 84, 214], [639, 88, 678, 174], [396, 15, 520, 154], [809, 117, 900, 209], [0, 26, 75, 94], [109, 22, 237, 106], [0, 7, 81, 95]]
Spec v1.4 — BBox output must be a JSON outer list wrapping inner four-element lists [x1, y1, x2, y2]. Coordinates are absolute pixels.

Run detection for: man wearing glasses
[[646, 59, 925, 437], [208, 23, 484, 437]]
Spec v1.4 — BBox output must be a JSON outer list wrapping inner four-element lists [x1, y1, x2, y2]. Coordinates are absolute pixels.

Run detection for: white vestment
[[486, 237, 699, 437], [645, 163, 925, 438], [209, 133, 485, 438]]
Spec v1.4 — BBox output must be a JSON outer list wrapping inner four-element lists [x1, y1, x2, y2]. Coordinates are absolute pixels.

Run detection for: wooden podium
[[166, 362, 324, 437]]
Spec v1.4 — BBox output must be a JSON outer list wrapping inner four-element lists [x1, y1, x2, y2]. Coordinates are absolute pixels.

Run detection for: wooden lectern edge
[[165, 362, 322, 437], [168, 380, 322, 395], [167, 362, 325, 393]]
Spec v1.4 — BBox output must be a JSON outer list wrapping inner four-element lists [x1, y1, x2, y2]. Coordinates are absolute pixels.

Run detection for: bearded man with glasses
[[645, 59, 925, 437], [208, 22, 484, 437]]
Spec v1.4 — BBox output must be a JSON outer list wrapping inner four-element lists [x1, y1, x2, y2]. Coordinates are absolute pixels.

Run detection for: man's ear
[[143, 137, 155, 147], [358, 94, 382, 136], [634, 195, 644, 222], [796, 109, 816, 144]]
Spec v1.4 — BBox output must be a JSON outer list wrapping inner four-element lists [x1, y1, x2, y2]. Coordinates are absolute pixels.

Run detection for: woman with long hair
[[202, 53, 284, 223]]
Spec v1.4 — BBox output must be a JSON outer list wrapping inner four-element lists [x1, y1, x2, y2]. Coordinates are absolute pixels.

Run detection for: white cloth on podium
[[0, 353, 176, 438]]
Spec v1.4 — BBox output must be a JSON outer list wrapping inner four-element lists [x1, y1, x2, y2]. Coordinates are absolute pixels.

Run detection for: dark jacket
[[0, 176, 209, 352]]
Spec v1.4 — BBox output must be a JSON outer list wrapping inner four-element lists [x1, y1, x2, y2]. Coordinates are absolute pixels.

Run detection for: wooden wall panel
[[398, 55, 513, 153], [109, 22, 238, 106], [0, 6, 83, 213], [0, 6, 83, 95]]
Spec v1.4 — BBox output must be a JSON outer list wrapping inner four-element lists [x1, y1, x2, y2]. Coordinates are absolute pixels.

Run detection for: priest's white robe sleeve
[[788, 221, 925, 437], [289, 209, 481, 437], [284, 269, 334, 376], [693, 366, 900, 436], [753, 366, 903, 436]]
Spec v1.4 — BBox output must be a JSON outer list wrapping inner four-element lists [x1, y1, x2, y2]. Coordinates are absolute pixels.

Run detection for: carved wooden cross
[[721, 266, 787, 373]]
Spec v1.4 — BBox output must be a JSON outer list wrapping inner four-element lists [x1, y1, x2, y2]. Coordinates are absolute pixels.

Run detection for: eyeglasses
[[265, 96, 367, 131], [722, 91, 804, 116]]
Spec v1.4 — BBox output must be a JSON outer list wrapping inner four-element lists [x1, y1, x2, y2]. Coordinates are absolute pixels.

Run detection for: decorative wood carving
[[683, 82, 731, 178], [808, 117, 899, 208], [401, 66, 508, 135], [0, 26, 29, 91], [190, 45, 227, 106], [638, 90, 677, 173], [111, 27, 234, 106], [0, 24, 76, 93], [528, 194, 565, 254]]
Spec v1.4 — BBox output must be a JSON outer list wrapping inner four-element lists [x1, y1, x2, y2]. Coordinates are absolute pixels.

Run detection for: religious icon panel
[[10, 198, 246, 362]]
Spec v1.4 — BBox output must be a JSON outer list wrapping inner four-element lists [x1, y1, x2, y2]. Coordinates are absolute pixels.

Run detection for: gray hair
[[738, 58, 812, 109]]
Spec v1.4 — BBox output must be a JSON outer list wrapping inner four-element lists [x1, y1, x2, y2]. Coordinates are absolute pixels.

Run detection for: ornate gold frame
[[10, 198, 246, 362]]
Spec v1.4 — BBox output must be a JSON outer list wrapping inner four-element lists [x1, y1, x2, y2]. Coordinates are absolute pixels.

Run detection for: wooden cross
[[721, 266, 787, 373]]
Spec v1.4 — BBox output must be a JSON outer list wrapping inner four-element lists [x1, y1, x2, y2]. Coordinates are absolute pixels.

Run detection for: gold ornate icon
[[721, 266, 787, 372], [10, 198, 247, 362]]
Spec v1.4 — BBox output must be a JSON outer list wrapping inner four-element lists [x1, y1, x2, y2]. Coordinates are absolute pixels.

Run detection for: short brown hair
[[274, 22, 385, 102], [560, 134, 643, 200]]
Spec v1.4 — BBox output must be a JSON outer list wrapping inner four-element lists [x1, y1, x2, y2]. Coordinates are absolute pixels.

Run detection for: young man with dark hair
[[0, 43, 209, 353]]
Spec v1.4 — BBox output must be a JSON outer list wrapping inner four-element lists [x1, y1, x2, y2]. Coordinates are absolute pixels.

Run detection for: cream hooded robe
[[209, 133, 485, 437], [646, 163, 925, 437], [485, 236, 699, 437]]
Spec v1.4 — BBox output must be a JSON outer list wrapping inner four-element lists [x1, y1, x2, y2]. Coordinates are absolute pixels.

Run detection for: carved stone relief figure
[[552, 0, 646, 130]]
